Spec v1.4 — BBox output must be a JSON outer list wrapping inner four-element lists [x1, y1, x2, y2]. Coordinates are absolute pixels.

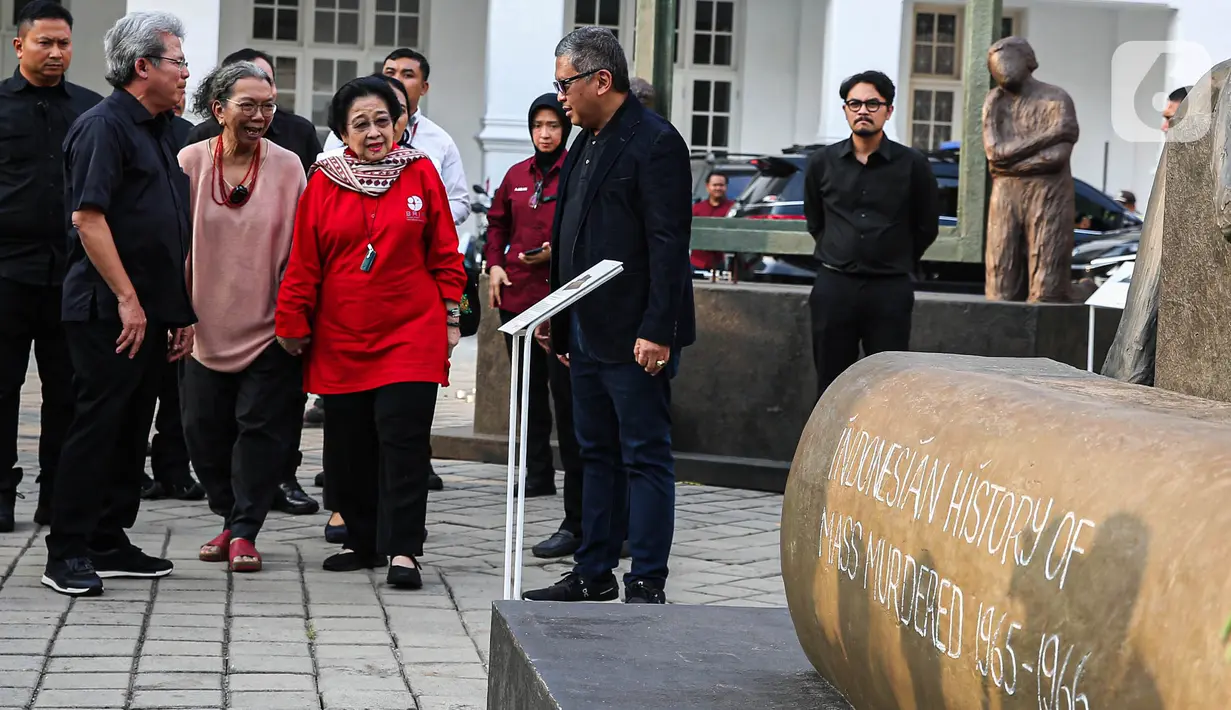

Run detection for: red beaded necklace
[[210, 135, 261, 208]]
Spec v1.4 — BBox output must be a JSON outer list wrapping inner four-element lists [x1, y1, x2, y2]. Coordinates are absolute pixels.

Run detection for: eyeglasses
[[227, 99, 278, 117], [844, 99, 888, 113], [528, 179, 558, 209], [553, 69, 600, 95], [146, 55, 189, 71]]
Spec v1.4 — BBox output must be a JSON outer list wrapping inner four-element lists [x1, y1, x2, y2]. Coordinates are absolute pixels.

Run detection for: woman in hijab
[[482, 94, 584, 559], [179, 61, 308, 573], [276, 76, 467, 589]]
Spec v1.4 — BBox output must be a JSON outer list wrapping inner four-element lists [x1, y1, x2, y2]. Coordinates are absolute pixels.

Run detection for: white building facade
[[9, 0, 1231, 217]]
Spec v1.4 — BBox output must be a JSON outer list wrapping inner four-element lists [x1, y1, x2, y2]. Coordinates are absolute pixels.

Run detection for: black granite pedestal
[[487, 601, 851, 710]]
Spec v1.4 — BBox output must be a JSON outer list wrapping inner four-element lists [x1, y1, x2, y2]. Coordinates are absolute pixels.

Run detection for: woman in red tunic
[[275, 76, 467, 589]]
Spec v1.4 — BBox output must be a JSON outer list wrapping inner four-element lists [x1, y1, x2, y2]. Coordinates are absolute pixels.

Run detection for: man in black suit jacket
[[522, 27, 694, 605]]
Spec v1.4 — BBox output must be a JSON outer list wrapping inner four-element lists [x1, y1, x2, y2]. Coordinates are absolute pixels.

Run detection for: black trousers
[[182, 344, 303, 542], [47, 319, 167, 560], [323, 381, 437, 557], [149, 359, 190, 481], [810, 267, 915, 400], [499, 309, 583, 536], [0, 278, 74, 504]]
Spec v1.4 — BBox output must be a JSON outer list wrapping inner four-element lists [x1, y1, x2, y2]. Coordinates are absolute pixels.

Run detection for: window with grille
[[314, 0, 361, 45], [690, 79, 731, 151], [374, 0, 421, 47], [253, 0, 300, 42], [912, 10, 960, 79], [273, 57, 299, 114], [573, 0, 622, 38], [692, 1, 734, 66], [312, 58, 359, 126], [909, 87, 956, 152]]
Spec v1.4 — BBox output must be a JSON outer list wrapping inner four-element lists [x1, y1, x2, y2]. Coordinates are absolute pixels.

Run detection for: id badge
[[361, 243, 376, 272]]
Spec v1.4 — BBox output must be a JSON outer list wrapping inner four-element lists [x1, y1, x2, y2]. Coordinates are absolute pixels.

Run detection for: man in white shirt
[[321, 48, 470, 225]]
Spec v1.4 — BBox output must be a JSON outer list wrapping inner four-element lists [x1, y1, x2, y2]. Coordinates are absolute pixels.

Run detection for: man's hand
[[518, 242, 552, 266], [168, 326, 194, 362], [634, 338, 670, 376], [278, 335, 311, 356], [534, 321, 568, 366], [116, 295, 147, 358], [488, 265, 511, 309]]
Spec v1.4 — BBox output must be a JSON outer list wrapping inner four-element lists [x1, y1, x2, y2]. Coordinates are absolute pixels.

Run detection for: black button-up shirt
[[62, 89, 195, 327], [557, 130, 613, 283], [184, 111, 322, 175], [0, 69, 102, 286], [803, 137, 939, 276]]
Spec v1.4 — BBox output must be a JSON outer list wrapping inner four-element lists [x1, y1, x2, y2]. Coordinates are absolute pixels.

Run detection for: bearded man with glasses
[[803, 70, 939, 401]]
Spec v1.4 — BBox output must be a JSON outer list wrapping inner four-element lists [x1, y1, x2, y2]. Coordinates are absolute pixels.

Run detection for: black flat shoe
[[324, 521, 348, 545], [427, 471, 443, 491], [322, 549, 386, 572], [387, 558, 422, 589], [272, 481, 320, 515], [313, 472, 325, 488]]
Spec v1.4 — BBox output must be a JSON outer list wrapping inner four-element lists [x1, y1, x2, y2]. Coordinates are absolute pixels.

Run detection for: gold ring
[[655, 360, 666, 367]]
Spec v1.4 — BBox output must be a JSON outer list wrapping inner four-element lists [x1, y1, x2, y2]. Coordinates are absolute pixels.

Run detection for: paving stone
[[138, 656, 224, 674], [228, 673, 315, 692], [0, 670, 38, 687], [417, 695, 487, 710], [39, 672, 130, 690], [230, 691, 320, 710], [320, 688, 416, 710], [49, 638, 137, 657], [130, 689, 223, 708], [226, 654, 314, 675], [134, 672, 222, 691], [0, 689, 32, 707], [44, 657, 132, 673], [31, 688, 126, 708], [139, 640, 222, 657]]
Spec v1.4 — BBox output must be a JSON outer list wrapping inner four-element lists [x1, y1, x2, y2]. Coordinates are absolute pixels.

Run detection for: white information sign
[[500, 259, 624, 600], [1083, 261, 1134, 372]]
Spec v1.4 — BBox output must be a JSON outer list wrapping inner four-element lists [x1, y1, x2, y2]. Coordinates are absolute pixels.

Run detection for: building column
[[815, 0, 906, 144], [125, 0, 221, 121], [477, 0, 566, 194]]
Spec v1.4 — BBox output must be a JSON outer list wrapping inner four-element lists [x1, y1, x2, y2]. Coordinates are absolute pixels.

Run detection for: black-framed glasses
[[553, 69, 600, 94], [529, 179, 558, 209], [844, 99, 888, 113], [145, 55, 189, 71]]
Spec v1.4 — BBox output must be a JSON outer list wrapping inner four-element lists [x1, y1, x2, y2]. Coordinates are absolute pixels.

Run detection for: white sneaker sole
[[40, 574, 103, 597], [95, 567, 174, 579]]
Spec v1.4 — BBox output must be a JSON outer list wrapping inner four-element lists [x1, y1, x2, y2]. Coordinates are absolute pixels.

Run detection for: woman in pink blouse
[[178, 61, 308, 573]]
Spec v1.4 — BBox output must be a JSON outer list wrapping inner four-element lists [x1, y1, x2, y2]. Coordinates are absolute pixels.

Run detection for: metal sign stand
[[499, 260, 624, 600], [1082, 261, 1134, 373]]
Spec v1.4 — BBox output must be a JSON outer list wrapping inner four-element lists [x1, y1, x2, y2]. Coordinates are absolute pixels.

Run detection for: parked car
[[1071, 230, 1139, 285], [728, 146, 1143, 285], [689, 151, 762, 206]]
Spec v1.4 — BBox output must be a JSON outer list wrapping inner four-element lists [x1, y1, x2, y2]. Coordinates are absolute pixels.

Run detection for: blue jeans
[[569, 319, 677, 588]]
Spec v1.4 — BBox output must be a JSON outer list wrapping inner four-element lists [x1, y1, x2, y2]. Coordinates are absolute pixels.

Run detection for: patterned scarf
[[312, 145, 427, 197]]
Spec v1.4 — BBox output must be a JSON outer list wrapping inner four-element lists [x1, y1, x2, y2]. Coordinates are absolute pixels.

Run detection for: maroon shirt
[[691, 198, 735, 270], [483, 151, 566, 313]]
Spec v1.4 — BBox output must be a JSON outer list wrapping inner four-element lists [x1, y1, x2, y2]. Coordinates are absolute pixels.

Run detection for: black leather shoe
[[513, 482, 558, 498], [427, 470, 443, 491], [323, 549, 386, 572], [313, 472, 325, 488], [303, 397, 325, 428], [387, 558, 423, 589], [139, 473, 163, 500], [272, 480, 320, 515], [532, 530, 580, 559], [324, 521, 348, 545], [0, 467, 21, 533], [522, 571, 619, 602]]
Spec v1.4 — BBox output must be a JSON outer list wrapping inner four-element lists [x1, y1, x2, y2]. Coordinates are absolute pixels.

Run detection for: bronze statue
[[982, 37, 1080, 302]]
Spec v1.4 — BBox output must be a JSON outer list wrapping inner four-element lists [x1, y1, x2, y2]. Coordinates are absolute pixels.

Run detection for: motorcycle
[[463, 182, 491, 274]]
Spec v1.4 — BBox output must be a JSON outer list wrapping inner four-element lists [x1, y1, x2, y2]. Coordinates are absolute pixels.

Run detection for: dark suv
[[729, 147, 1143, 284]]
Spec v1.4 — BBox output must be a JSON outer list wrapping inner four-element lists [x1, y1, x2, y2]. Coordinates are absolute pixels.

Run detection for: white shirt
[[320, 110, 471, 226]]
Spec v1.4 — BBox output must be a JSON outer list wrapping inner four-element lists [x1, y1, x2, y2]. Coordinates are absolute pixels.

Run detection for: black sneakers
[[522, 572, 620, 602], [89, 545, 174, 579], [624, 580, 667, 604], [42, 557, 104, 597]]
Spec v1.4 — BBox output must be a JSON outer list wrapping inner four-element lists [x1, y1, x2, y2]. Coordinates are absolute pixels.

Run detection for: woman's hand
[[488, 265, 511, 309], [447, 325, 461, 356], [518, 242, 552, 266], [278, 335, 311, 356]]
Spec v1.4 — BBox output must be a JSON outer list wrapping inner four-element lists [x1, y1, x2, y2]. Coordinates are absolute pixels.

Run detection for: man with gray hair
[[43, 10, 196, 597], [629, 76, 656, 113], [522, 26, 694, 605]]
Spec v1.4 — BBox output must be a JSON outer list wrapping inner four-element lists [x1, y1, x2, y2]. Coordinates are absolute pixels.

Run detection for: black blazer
[[549, 95, 695, 363]]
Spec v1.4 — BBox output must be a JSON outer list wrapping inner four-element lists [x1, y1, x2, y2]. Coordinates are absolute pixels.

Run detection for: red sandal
[[229, 538, 262, 573], [199, 530, 231, 562]]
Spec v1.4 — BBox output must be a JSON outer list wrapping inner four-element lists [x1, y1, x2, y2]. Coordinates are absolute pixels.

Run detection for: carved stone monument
[[982, 37, 1080, 303], [781, 352, 1231, 709]]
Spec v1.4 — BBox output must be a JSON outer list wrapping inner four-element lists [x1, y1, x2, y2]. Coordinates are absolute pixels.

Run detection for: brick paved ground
[[0, 338, 786, 709]]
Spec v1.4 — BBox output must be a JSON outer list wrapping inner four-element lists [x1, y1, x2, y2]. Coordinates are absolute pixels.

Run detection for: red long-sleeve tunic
[[275, 159, 467, 394]]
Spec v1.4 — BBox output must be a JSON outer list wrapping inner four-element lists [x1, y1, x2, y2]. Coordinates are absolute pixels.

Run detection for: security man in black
[[44, 37, 197, 596], [804, 70, 939, 401], [0, 1, 101, 534]]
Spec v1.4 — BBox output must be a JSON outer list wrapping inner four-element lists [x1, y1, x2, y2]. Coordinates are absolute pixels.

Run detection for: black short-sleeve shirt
[[61, 89, 195, 328]]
